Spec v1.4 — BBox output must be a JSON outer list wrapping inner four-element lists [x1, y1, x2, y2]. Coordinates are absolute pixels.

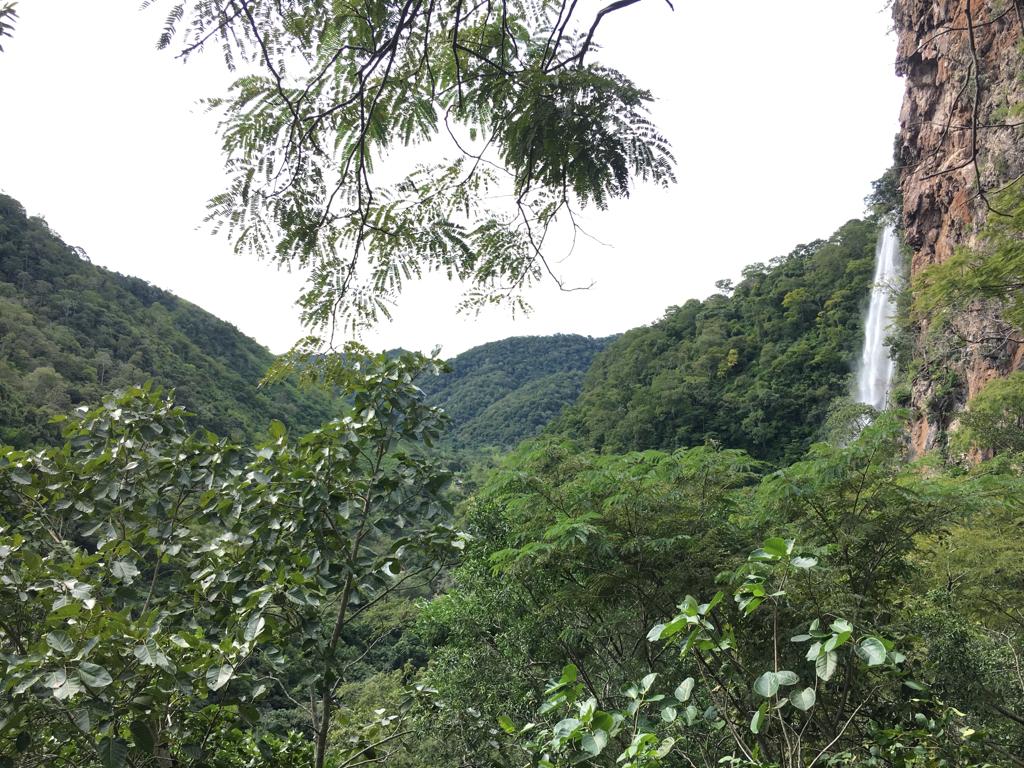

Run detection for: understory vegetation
[[3, 347, 1024, 767]]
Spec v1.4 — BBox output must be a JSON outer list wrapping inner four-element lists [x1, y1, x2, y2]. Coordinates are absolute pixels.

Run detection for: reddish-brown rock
[[892, 0, 1024, 453]]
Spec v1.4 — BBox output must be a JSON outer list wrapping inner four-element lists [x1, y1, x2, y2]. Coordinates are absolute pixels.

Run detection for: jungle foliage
[[0, 193, 336, 447], [0, 348, 463, 768], [559, 218, 880, 464], [4, 280, 1024, 768], [419, 335, 611, 450], [418, 416, 1024, 768], [0, 191, 608, 454], [5, 1, 1024, 764]]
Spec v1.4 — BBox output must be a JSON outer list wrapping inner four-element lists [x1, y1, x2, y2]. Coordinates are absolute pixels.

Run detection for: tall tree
[[0, 348, 462, 768]]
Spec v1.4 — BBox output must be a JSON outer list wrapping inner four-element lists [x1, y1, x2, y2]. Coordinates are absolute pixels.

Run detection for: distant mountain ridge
[[0, 193, 612, 452], [1, 192, 880, 462], [0, 192, 335, 446], [418, 334, 613, 450]]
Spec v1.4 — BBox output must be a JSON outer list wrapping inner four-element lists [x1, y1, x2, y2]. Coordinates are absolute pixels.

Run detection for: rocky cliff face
[[893, 0, 1024, 453]]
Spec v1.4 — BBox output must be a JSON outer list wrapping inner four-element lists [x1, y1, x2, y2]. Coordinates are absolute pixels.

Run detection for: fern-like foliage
[[150, 0, 676, 334], [0, 2, 17, 52]]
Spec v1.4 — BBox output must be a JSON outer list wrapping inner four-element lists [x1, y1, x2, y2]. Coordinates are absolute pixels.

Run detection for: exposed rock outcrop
[[893, 0, 1024, 453]]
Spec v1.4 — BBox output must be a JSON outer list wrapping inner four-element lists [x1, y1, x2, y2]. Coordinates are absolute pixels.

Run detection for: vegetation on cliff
[[915, 179, 1024, 333], [560, 218, 879, 464]]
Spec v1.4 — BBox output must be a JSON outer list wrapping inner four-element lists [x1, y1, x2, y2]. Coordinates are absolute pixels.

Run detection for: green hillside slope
[[419, 335, 611, 449], [560, 218, 880, 463], [0, 193, 335, 446]]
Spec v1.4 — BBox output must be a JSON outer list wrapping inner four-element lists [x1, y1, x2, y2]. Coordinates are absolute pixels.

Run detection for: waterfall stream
[[854, 223, 901, 411]]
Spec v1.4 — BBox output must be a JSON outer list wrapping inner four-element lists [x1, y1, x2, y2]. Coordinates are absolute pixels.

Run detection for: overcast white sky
[[0, 2, 904, 356]]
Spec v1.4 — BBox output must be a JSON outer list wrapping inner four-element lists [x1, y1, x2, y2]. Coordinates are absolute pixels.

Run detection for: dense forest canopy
[[5, 0, 1024, 766], [5, 191, 1024, 768], [5, 373, 1024, 767], [0, 193, 335, 446], [419, 334, 611, 450], [561, 218, 880, 463], [0, 190, 611, 451]]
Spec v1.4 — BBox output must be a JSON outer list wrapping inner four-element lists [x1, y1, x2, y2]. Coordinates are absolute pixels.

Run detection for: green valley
[[3, 2, 1024, 768]]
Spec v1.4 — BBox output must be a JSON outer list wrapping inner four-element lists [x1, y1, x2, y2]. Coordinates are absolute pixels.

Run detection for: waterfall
[[854, 223, 901, 411]]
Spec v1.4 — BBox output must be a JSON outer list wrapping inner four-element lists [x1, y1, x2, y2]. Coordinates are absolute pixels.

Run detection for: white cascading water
[[854, 223, 901, 411]]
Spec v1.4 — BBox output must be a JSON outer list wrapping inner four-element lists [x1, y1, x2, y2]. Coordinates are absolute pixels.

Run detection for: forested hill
[[418, 334, 612, 450], [0, 193, 335, 447], [559, 218, 880, 464]]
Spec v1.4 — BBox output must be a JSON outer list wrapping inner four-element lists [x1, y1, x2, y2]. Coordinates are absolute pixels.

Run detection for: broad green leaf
[[10, 469, 32, 485], [775, 670, 799, 686], [244, 614, 266, 642], [750, 702, 768, 734], [640, 672, 658, 694], [790, 687, 816, 711], [44, 668, 67, 689], [823, 631, 851, 652], [98, 738, 128, 768], [13, 673, 42, 694], [52, 673, 84, 701], [646, 623, 666, 642], [816, 650, 837, 682], [581, 729, 608, 756], [739, 595, 763, 615], [111, 559, 140, 584], [78, 662, 112, 689], [206, 663, 233, 692], [130, 720, 155, 754], [753, 671, 779, 698], [71, 708, 91, 733], [673, 677, 694, 702], [46, 631, 74, 655], [133, 639, 169, 670], [830, 618, 853, 634], [552, 717, 580, 740], [791, 556, 817, 569], [558, 664, 578, 685], [762, 537, 790, 557], [496, 715, 516, 734], [661, 705, 677, 723], [657, 615, 688, 641], [655, 737, 675, 758], [859, 636, 887, 666]]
